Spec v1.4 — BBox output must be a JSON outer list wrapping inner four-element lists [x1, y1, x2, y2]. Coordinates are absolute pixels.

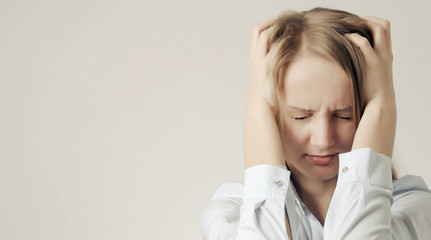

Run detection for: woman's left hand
[[346, 16, 397, 157], [346, 16, 395, 103]]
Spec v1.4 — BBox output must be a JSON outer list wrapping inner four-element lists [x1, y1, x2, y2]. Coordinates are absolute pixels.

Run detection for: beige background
[[0, 0, 430, 239]]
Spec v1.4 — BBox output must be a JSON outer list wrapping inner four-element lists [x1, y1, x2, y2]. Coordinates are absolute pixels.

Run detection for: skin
[[244, 15, 396, 238], [280, 52, 356, 224]]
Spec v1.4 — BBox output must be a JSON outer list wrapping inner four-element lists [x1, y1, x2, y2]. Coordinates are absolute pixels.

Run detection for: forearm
[[200, 165, 293, 240], [324, 149, 393, 239], [352, 96, 396, 157], [244, 94, 284, 168], [238, 165, 290, 239]]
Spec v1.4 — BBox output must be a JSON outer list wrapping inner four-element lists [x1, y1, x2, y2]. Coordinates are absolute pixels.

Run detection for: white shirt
[[200, 148, 431, 239]]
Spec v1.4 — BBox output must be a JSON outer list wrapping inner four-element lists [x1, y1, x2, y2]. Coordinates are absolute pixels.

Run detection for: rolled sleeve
[[324, 148, 393, 239], [338, 148, 393, 190], [243, 165, 291, 201], [237, 165, 291, 239]]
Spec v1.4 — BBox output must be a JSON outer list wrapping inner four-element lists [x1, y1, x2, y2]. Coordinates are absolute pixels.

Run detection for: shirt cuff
[[338, 148, 393, 190], [243, 164, 291, 201]]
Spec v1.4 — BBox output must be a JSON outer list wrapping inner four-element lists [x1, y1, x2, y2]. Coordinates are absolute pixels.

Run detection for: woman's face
[[280, 52, 356, 182]]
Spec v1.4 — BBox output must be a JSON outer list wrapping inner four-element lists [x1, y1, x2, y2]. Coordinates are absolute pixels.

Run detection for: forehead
[[282, 52, 352, 110]]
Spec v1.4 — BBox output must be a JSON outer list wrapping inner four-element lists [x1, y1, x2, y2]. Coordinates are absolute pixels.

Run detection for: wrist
[[246, 80, 275, 110], [365, 94, 397, 117], [366, 88, 396, 106], [353, 94, 397, 157], [244, 99, 284, 168], [246, 90, 276, 115]]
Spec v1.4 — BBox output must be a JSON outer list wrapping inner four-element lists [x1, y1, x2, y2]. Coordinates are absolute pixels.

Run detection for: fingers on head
[[363, 16, 391, 33], [363, 16, 393, 59], [345, 33, 378, 65], [257, 27, 276, 58], [251, 19, 275, 39], [250, 20, 275, 60]]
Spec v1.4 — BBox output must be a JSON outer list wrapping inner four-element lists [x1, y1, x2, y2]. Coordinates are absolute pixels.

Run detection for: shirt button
[[342, 166, 349, 173], [276, 181, 284, 187]]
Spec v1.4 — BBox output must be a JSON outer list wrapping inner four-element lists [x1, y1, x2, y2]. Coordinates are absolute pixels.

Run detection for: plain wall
[[1, 0, 430, 239]]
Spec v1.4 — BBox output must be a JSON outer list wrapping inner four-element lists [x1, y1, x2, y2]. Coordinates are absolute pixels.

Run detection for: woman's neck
[[291, 173, 337, 226]]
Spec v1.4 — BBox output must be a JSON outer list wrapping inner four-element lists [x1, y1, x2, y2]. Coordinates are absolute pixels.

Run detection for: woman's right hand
[[247, 21, 277, 110], [244, 21, 285, 168]]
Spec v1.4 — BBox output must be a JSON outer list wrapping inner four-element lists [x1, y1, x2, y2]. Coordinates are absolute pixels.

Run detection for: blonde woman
[[201, 8, 431, 239]]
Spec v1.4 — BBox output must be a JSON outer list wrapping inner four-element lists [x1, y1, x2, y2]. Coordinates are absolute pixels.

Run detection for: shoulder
[[393, 175, 431, 197], [391, 175, 431, 238], [392, 175, 431, 211], [200, 182, 244, 236]]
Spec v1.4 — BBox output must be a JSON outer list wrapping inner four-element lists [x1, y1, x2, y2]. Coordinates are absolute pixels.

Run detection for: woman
[[200, 7, 431, 239]]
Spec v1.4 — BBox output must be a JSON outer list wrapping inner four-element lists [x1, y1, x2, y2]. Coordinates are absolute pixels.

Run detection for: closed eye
[[333, 107, 353, 121], [294, 113, 313, 120], [336, 115, 352, 120]]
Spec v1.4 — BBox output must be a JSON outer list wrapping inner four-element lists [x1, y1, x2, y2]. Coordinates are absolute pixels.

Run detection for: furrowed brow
[[286, 106, 315, 112], [333, 106, 352, 113], [286, 106, 352, 113]]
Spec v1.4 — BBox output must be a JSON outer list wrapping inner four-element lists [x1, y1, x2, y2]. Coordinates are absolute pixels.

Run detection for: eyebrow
[[333, 106, 353, 113], [286, 106, 352, 113]]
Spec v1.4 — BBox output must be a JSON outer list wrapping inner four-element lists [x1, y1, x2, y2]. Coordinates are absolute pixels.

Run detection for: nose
[[310, 117, 336, 149]]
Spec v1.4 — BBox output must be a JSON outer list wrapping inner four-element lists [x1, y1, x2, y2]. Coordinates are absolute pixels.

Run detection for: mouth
[[306, 153, 338, 166]]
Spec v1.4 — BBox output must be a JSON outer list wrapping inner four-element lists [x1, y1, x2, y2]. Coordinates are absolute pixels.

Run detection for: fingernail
[[344, 33, 353, 39]]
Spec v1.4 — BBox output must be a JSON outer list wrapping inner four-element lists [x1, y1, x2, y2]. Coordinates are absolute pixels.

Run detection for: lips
[[307, 154, 337, 165]]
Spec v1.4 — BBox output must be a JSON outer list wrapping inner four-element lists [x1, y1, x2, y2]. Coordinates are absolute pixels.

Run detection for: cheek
[[281, 122, 308, 148]]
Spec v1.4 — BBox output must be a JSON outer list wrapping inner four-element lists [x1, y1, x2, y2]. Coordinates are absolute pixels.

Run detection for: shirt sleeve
[[390, 176, 431, 239], [200, 165, 291, 240], [323, 148, 394, 239]]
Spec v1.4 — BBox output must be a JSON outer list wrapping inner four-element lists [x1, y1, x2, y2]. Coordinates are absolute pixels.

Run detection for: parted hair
[[266, 7, 397, 180]]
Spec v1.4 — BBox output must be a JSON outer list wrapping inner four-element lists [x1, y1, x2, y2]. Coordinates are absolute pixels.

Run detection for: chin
[[287, 161, 340, 183], [310, 171, 338, 182], [306, 165, 339, 181]]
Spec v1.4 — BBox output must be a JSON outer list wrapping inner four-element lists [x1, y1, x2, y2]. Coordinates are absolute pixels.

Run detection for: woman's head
[[267, 8, 383, 182], [269, 7, 373, 126]]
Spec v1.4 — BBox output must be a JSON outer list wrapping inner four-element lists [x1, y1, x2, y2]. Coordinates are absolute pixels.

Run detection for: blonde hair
[[267, 7, 397, 180]]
